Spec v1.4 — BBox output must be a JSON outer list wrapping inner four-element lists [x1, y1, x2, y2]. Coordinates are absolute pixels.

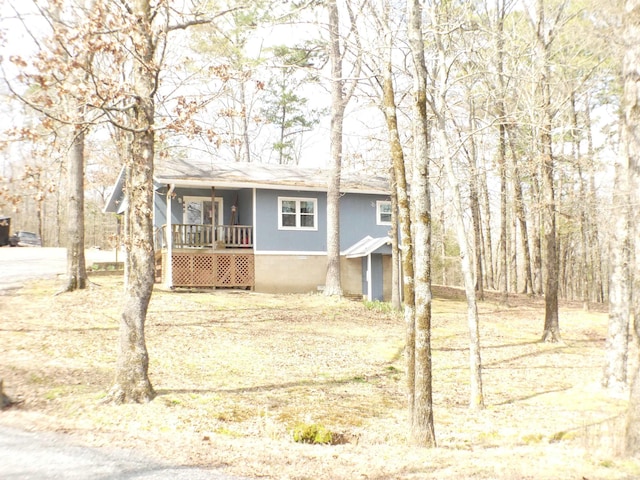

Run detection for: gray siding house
[[105, 158, 393, 301]]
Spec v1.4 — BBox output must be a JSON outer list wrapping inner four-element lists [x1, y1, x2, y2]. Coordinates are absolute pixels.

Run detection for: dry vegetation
[[1, 274, 639, 479]]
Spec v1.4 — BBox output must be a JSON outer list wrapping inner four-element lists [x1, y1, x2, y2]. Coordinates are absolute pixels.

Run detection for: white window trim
[[278, 196, 318, 231], [376, 200, 392, 226]]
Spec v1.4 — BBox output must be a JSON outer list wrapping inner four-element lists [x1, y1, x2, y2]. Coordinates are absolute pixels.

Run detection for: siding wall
[[255, 189, 390, 252], [154, 186, 253, 227]]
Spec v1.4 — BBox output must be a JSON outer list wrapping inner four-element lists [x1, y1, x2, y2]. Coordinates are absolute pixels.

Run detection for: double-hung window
[[376, 200, 392, 225], [278, 197, 317, 230]]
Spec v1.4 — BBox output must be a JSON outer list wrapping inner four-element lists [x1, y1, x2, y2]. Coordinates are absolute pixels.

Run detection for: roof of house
[[104, 159, 390, 214], [155, 158, 390, 195]]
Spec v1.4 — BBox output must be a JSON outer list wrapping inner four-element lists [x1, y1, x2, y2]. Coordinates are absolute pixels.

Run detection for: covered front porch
[[154, 223, 254, 289], [151, 181, 256, 289]]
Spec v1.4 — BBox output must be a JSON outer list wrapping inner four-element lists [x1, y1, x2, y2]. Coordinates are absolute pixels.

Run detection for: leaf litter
[[0, 276, 638, 479]]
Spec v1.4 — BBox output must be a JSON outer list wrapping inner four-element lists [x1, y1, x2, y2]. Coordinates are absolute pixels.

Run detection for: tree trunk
[[390, 185, 401, 311], [571, 93, 591, 310], [438, 117, 484, 410], [379, 13, 416, 421], [240, 81, 251, 163], [0, 379, 11, 408], [324, 0, 345, 297], [64, 125, 87, 292], [507, 128, 533, 294], [531, 172, 544, 295], [466, 98, 484, 300], [535, 0, 561, 343], [479, 166, 495, 290], [407, 0, 435, 447], [602, 153, 629, 391], [585, 98, 605, 303], [105, 0, 156, 404], [498, 125, 508, 302], [624, 0, 640, 456], [495, 0, 509, 303]]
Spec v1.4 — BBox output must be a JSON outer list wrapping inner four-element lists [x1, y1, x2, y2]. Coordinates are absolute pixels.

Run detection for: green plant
[[522, 433, 544, 444], [292, 423, 333, 445], [363, 299, 394, 313]]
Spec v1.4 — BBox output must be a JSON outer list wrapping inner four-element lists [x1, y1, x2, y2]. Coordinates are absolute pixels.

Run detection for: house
[[105, 158, 394, 301]]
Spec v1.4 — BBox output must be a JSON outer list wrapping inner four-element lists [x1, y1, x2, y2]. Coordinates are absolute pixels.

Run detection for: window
[[278, 197, 317, 230], [377, 200, 392, 225], [183, 196, 223, 226]]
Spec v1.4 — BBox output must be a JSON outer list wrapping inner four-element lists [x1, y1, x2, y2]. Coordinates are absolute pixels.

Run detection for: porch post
[[165, 184, 175, 289], [367, 253, 372, 301]]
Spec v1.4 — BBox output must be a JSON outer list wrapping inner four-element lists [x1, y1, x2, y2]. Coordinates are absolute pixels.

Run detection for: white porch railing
[[156, 224, 253, 249]]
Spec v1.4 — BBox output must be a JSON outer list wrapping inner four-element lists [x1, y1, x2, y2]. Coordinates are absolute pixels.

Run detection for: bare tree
[[602, 143, 630, 392], [324, 0, 361, 296], [406, 0, 436, 447], [528, 0, 565, 343], [623, 0, 640, 455], [429, 0, 484, 411]]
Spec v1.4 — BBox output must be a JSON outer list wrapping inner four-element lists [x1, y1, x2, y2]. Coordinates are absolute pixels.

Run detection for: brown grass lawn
[[1, 275, 639, 479]]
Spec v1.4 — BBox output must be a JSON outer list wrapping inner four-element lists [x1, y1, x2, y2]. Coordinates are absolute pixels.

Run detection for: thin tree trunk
[[466, 98, 484, 300], [496, 0, 508, 303], [432, 11, 483, 409], [536, 0, 560, 343], [240, 81, 251, 163], [602, 155, 629, 391], [0, 379, 11, 408], [441, 196, 447, 286], [571, 92, 590, 310], [64, 125, 87, 292], [381, 37, 416, 422], [531, 171, 543, 295], [325, 0, 345, 297], [407, 0, 435, 447], [498, 124, 508, 302], [624, 0, 640, 456], [585, 97, 604, 303], [105, 0, 156, 404], [507, 128, 533, 294], [510, 199, 518, 293], [381, 67, 416, 388], [438, 114, 484, 410], [390, 185, 401, 311], [479, 166, 495, 290]]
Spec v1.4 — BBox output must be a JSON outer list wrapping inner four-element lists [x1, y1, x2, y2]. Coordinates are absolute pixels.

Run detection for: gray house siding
[[254, 189, 390, 253], [153, 188, 181, 226], [338, 193, 391, 248], [153, 186, 253, 227], [255, 189, 327, 252]]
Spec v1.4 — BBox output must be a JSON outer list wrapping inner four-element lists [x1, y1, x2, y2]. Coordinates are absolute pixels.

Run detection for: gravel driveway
[[0, 247, 122, 291], [0, 425, 246, 480]]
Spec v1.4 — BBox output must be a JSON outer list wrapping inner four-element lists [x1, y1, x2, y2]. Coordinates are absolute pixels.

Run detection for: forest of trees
[[0, 0, 637, 450]]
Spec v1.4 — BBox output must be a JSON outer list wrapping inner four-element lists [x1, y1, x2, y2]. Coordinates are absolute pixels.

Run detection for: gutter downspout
[[165, 184, 175, 289]]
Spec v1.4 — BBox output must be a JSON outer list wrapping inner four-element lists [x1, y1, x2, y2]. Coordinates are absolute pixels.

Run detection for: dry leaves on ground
[[1, 276, 638, 479]]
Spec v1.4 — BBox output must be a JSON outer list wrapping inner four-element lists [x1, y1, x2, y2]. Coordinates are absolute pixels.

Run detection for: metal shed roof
[[343, 235, 392, 258]]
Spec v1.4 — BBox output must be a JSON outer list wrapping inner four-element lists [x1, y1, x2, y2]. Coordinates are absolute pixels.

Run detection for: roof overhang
[[103, 166, 126, 214]]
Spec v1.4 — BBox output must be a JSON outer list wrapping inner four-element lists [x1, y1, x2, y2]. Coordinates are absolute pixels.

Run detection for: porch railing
[[156, 224, 253, 249]]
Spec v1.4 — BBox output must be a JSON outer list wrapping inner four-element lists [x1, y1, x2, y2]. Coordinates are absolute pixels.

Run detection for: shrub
[[292, 423, 333, 445]]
